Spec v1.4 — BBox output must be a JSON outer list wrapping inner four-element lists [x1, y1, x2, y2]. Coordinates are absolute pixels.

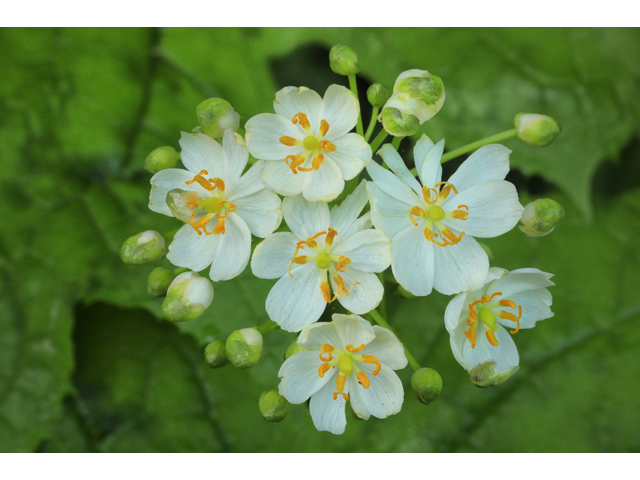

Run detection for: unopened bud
[[196, 98, 240, 139], [329, 44, 360, 76], [161, 271, 213, 322], [259, 389, 289, 422], [411, 368, 443, 405], [147, 267, 175, 297], [284, 340, 308, 360], [204, 340, 229, 369], [144, 146, 180, 174], [392, 69, 445, 123], [519, 198, 565, 237], [469, 361, 519, 388], [120, 230, 166, 265], [515, 113, 561, 147], [166, 188, 204, 223], [379, 106, 419, 137], [226, 328, 263, 369], [367, 83, 390, 108]]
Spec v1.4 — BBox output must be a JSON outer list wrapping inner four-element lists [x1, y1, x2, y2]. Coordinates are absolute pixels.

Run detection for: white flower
[[251, 181, 391, 332], [245, 85, 372, 203], [149, 130, 282, 282], [366, 135, 524, 296], [278, 314, 407, 435], [444, 267, 554, 382]]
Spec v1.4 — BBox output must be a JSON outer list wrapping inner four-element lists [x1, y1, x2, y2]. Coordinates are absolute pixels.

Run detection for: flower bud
[[144, 146, 180, 174], [392, 69, 445, 123], [379, 106, 420, 137], [166, 188, 205, 223], [329, 44, 360, 76], [120, 230, 166, 265], [411, 367, 443, 405], [284, 340, 308, 360], [258, 389, 289, 422], [204, 340, 229, 369], [515, 113, 561, 147], [196, 98, 240, 139], [367, 83, 390, 108], [161, 271, 213, 322], [147, 267, 176, 297], [469, 361, 519, 388], [519, 198, 565, 237], [226, 328, 263, 369]]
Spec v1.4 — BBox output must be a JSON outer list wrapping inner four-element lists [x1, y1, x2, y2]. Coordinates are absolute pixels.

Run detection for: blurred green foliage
[[1, 28, 640, 452]]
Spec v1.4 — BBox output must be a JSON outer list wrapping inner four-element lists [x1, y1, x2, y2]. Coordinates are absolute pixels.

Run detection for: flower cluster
[[122, 44, 561, 435]]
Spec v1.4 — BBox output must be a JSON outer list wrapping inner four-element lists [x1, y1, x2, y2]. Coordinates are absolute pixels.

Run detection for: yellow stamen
[[185, 170, 218, 191], [409, 206, 426, 226], [435, 181, 458, 200], [465, 322, 478, 349], [320, 281, 332, 303], [292, 112, 311, 130], [356, 371, 370, 389], [319, 119, 330, 136], [285, 154, 307, 174], [306, 231, 326, 248], [499, 299, 516, 309], [212, 219, 226, 235], [422, 186, 438, 204], [336, 256, 351, 273], [318, 363, 331, 377], [318, 140, 336, 152], [333, 373, 348, 401], [325, 228, 338, 246], [320, 344, 334, 362], [189, 213, 215, 235], [485, 329, 499, 346], [361, 355, 381, 375], [311, 153, 324, 170], [346, 344, 366, 353], [452, 204, 469, 220], [280, 135, 299, 146]]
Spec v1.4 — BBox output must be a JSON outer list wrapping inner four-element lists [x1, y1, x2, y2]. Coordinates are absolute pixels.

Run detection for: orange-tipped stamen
[[356, 371, 370, 389], [292, 112, 311, 130], [320, 281, 332, 303], [306, 231, 326, 248], [279, 136, 298, 146], [285, 154, 307, 174], [486, 329, 500, 346], [189, 213, 216, 235], [215, 201, 236, 219], [362, 355, 381, 375], [336, 256, 351, 273], [499, 299, 517, 309], [319, 119, 330, 136], [318, 140, 336, 152], [333, 275, 358, 300], [465, 322, 478, 349], [452, 205, 469, 220], [409, 206, 426, 226], [346, 344, 366, 353], [320, 344, 334, 362], [435, 181, 458, 200], [212, 219, 226, 235], [325, 228, 338, 246], [441, 228, 460, 245], [185, 170, 218, 191], [422, 186, 438, 204], [311, 153, 324, 170], [333, 373, 346, 401], [318, 363, 331, 377]]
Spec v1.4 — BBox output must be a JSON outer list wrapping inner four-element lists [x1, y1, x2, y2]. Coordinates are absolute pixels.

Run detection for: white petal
[[490, 269, 555, 298], [348, 378, 371, 420], [278, 351, 335, 403], [274, 86, 324, 134], [391, 225, 435, 296], [149, 168, 208, 216], [245, 113, 304, 161], [456, 323, 519, 373], [332, 229, 391, 273], [220, 129, 248, 186], [432, 234, 489, 295], [366, 182, 414, 240], [208, 213, 252, 282], [179, 132, 222, 175], [350, 362, 404, 419], [332, 314, 376, 350], [319, 85, 359, 140], [227, 160, 267, 201], [167, 223, 219, 272], [419, 139, 444, 188], [364, 326, 408, 370], [504, 289, 553, 330], [447, 144, 511, 192], [326, 133, 370, 180], [297, 322, 342, 350], [339, 212, 373, 240], [262, 158, 307, 197], [233, 188, 282, 238], [329, 180, 368, 236], [379, 144, 422, 195], [266, 263, 326, 332], [251, 232, 298, 279], [282, 194, 330, 240], [302, 156, 345, 203], [444, 292, 468, 333], [309, 375, 348, 435], [413, 134, 435, 180], [332, 269, 384, 316], [442, 179, 524, 238], [366, 159, 422, 207]]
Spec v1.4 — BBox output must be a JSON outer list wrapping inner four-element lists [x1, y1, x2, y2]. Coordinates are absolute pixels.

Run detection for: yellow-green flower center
[[302, 135, 319, 151], [315, 253, 332, 270], [428, 205, 445, 222], [199, 196, 222, 213], [478, 307, 498, 331], [337, 355, 353, 377]]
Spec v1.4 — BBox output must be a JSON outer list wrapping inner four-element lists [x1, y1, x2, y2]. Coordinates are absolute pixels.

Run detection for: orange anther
[[279, 136, 298, 146], [285, 154, 307, 174], [292, 112, 310, 129], [422, 186, 438, 204], [436, 181, 458, 200], [325, 228, 338, 246], [318, 140, 336, 152], [319, 345, 334, 362], [320, 119, 330, 136], [409, 206, 426, 226], [320, 281, 332, 303], [213, 219, 226, 235], [186, 170, 217, 191], [335, 373, 346, 396], [306, 231, 326, 248], [318, 363, 331, 377], [346, 344, 366, 353], [189, 213, 215, 235], [333, 275, 358, 300], [362, 355, 381, 375], [336, 256, 351, 273], [441, 228, 459, 245], [356, 371, 370, 389], [485, 329, 500, 347], [465, 322, 478, 349], [452, 205, 469, 220], [311, 154, 324, 170], [212, 178, 225, 191], [499, 299, 516, 309]]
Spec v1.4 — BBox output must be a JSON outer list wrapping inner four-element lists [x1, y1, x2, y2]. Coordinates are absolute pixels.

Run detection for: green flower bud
[[258, 389, 289, 422], [196, 98, 240, 139], [120, 230, 166, 265], [284, 340, 308, 360], [329, 44, 360, 76], [226, 328, 263, 369], [397, 285, 418, 299], [519, 198, 565, 237], [161, 271, 213, 322], [411, 368, 443, 405], [379, 106, 420, 137], [515, 113, 561, 147], [147, 267, 176, 297], [469, 361, 519, 388], [204, 340, 229, 369], [367, 83, 390, 108], [144, 146, 180, 174], [393, 70, 445, 123]]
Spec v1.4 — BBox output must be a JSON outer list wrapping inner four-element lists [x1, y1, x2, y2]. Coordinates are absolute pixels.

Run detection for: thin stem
[[348, 75, 364, 136], [391, 136, 403, 150], [364, 106, 379, 142], [370, 130, 389, 153], [255, 319, 279, 335], [367, 309, 421, 372]]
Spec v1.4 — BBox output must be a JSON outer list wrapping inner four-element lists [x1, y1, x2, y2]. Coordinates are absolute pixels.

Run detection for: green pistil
[[478, 308, 498, 331], [315, 253, 332, 270], [302, 135, 319, 151], [198, 197, 222, 213], [428, 205, 445, 222]]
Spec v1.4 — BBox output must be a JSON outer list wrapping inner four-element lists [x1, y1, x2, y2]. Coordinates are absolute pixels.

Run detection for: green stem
[[367, 309, 421, 372], [370, 130, 389, 153], [348, 75, 364, 137], [255, 319, 279, 335], [392, 136, 403, 150], [440, 128, 517, 164], [364, 106, 379, 142]]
